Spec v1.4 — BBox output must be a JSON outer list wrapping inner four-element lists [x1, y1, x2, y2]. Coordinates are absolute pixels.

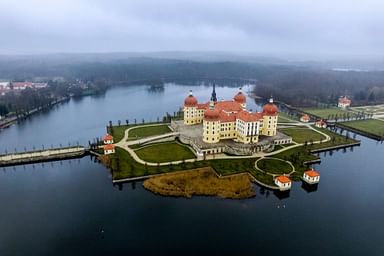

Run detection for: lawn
[[339, 119, 384, 137], [256, 158, 293, 175], [310, 126, 359, 150], [109, 147, 259, 181], [128, 124, 171, 138], [280, 127, 326, 143], [278, 112, 297, 123], [134, 142, 196, 162], [107, 122, 169, 143], [107, 125, 133, 143], [302, 108, 353, 119], [273, 147, 319, 181]]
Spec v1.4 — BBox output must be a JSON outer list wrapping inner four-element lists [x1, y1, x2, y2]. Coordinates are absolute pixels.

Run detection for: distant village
[[0, 81, 48, 96]]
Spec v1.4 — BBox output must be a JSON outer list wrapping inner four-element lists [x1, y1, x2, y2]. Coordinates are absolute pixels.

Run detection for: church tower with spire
[[210, 83, 217, 103]]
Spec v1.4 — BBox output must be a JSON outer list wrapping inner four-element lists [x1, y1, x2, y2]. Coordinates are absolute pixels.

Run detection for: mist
[[0, 0, 384, 60]]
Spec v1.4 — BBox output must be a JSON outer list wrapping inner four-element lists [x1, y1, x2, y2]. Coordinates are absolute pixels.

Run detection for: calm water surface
[[0, 84, 383, 255]]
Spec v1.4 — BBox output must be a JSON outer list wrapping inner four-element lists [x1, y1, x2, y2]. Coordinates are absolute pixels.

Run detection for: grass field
[[302, 108, 352, 119], [339, 119, 384, 137], [108, 122, 169, 142], [280, 127, 326, 143], [108, 125, 133, 143], [310, 126, 359, 150], [256, 158, 293, 174], [135, 142, 195, 162], [273, 147, 319, 181], [128, 124, 171, 138], [278, 112, 297, 123]]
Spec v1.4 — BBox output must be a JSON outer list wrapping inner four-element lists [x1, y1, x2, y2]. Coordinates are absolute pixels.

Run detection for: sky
[[0, 0, 384, 59]]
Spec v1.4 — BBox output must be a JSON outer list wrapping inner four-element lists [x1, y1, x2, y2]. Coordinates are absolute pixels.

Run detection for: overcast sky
[[0, 0, 383, 59]]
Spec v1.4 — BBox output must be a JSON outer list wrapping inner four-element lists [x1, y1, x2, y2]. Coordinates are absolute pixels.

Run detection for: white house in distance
[[103, 134, 114, 144], [103, 144, 115, 155], [338, 96, 351, 108], [300, 114, 310, 123], [303, 169, 320, 184], [275, 176, 292, 191], [315, 120, 327, 128]]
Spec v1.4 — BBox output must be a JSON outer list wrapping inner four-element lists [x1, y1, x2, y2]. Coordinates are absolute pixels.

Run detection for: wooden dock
[[0, 146, 87, 167]]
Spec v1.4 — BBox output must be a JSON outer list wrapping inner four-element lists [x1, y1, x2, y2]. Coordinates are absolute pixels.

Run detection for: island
[[96, 85, 361, 199]]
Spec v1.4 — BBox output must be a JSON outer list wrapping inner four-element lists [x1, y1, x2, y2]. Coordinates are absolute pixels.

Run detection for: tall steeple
[[210, 83, 217, 102]]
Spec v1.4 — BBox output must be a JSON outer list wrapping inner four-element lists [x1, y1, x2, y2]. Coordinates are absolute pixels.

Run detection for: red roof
[[301, 114, 310, 120], [305, 169, 320, 177], [263, 103, 278, 116], [315, 120, 326, 125], [234, 91, 246, 103], [215, 100, 243, 112], [339, 96, 351, 104], [184, 94, 198, 107], [237, 110, 263, 122], [276, 176, 291, 183], [104, 144, 115, 150], [103, 134, 113, 141], [204, 108, 220, 121], [12, 82, 33, 88], [197, 103, 209, 109], [218, 111, 237, 122]]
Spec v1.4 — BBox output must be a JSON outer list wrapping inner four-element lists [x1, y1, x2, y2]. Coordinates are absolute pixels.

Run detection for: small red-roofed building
[[103, 144, 115, 155], [103, 134, 114, 144], [300, 114, 310, 123], [303, 169, 320, 184], [275, 176, 292, 191], [338, 96, 351, 108], [315, 120, 327, 128]]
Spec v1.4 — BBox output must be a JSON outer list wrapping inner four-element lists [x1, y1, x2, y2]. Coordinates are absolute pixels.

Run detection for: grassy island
[[143, 168, 256, 199], [102, 121, 360, 190]]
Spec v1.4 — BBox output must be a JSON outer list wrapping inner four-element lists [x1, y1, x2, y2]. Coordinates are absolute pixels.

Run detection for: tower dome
[[184, 90, 198, 107], [234, 88, 246, 104], [263, 97, 278, 115], [204, 101, 220, 121]]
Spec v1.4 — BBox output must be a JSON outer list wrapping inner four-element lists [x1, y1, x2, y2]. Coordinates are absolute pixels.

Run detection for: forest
[[1, 54, 384, 111]]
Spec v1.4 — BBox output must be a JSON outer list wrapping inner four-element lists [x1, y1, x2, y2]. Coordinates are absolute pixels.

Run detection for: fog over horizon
[[1, 0, 384, 60]]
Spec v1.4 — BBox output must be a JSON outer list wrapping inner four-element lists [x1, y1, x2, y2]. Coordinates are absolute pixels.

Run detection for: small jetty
[[0, 146, 87, 167]]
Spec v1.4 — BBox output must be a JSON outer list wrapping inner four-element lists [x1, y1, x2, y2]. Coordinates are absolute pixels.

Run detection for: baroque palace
[[183, 85, 278, 144]]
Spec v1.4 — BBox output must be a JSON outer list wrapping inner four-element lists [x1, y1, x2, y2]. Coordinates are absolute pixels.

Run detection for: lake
[[0, 84, 383, 255]]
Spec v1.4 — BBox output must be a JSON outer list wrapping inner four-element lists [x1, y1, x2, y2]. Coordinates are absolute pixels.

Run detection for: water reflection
[[301, 182, 319, 193], [273, 190, 290, 200]]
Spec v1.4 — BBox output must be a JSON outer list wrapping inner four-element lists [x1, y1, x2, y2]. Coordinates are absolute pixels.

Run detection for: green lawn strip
[[128, 124, 171, 139], [302, 108, 354, 119], [280, 127, 326, 143], [107, 122, 169, 143], [278, 112, 297, 123], [339, 119, 384, 137], [249, 170, 275, 186], [111, 147, 258, 180], [309, 126, 359, 150], [257, 158, 292, 175], [134, 142, 195, 163], [110, 146, 315, 187]]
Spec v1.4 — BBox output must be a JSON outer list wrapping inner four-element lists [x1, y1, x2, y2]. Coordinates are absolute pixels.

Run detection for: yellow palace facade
[[183, 86, 278, 144]]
